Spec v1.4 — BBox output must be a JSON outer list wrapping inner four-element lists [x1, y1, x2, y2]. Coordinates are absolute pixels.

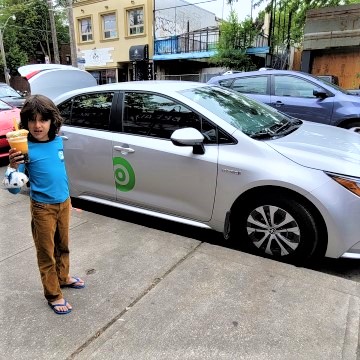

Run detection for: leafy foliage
[[227, 0, 355, 46], [0, 0, 69, 74], [211, 11, 257, 71]]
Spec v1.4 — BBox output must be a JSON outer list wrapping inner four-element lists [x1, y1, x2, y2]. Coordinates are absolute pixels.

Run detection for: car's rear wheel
[[230, 194, 320, 264]]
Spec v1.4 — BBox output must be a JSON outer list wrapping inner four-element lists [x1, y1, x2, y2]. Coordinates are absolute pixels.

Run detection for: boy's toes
[[48, 299, 72, 315]]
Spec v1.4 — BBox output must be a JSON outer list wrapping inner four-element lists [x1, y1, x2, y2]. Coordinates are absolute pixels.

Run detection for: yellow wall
[[73, 0, 154, 69]]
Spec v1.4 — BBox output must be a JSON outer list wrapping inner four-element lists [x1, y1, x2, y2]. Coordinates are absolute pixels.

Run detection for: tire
[[342, 121, 360, 133], [230, 194, 319, 264]]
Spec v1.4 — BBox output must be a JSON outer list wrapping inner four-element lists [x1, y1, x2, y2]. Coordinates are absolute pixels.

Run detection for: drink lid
[[6, 129, 29, 139]]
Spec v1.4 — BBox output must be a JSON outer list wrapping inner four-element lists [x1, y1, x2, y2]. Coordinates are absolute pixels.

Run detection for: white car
[[54, 81, 360, 264], [18, 64, 97, 100]]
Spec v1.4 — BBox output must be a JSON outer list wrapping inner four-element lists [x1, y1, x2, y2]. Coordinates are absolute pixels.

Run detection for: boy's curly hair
[[20, 95, 63, 141]]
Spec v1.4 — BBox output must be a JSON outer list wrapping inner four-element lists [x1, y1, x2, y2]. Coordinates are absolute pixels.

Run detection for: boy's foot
[[61, 276, 85, 289], [48, 299, 72, 315]]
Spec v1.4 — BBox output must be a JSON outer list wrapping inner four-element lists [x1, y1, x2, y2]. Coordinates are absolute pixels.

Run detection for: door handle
[[114, 145, 135, 153], [60, 135, 69, 140]]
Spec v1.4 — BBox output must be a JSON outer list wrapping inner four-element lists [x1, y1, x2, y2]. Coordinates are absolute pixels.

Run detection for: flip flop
[[61, 277, 85, 289], [48, 300, 72, 315]]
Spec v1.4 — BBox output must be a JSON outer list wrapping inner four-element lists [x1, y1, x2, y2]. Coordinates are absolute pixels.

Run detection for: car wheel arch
[[338, 118, 360, 132], [229, 185, 328, 261]]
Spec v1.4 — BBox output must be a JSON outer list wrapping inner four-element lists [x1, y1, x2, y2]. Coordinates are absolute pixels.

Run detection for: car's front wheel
[[342, 121, 360, 133], [231, 195, 320, 264]]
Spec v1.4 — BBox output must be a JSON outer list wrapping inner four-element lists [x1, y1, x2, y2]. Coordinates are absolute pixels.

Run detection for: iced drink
[[6, 129, 29, 163]]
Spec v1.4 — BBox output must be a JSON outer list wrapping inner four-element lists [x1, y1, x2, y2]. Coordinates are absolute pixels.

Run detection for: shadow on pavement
[[71, 197, 226, 248], [71, 198, 360, 282]]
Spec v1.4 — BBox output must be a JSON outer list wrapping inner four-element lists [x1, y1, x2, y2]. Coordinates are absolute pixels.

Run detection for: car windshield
[[181, 85, 299, 137], [0, 85, 21, 98], [0, 99, 13, 110], [310, 75, 349, 94]]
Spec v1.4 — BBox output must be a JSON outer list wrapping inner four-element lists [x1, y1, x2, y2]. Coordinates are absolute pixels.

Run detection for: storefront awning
[[129, 45, 149, 61]]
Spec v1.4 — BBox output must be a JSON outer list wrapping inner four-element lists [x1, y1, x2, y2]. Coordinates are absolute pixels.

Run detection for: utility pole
[[0, 15, 16, 85], [47, 0, 60, 64], [67, 0, 77, 67]]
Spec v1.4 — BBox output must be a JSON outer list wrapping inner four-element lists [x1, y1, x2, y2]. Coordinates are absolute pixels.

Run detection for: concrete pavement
[[1, 189, 360, 360]]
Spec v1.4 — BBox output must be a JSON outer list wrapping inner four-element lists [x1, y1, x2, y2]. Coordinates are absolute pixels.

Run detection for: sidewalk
[[1, 190, 359, 360]]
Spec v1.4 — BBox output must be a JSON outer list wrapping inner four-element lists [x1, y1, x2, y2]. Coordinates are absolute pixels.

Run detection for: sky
[[185, 0, 268, 22]]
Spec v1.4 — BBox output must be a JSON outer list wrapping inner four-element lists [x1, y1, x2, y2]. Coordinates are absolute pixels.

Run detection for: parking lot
[[1, 163, 360, 360]]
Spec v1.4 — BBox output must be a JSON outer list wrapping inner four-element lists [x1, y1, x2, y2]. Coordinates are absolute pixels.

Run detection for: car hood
[[267, 122, 360, 177]]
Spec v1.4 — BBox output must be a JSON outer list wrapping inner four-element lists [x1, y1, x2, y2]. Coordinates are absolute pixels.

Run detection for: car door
[[112, 91, 219, 222], [270, 74, 334, 123], [229, 75, 271, 105], [58, 91, 118, 199]]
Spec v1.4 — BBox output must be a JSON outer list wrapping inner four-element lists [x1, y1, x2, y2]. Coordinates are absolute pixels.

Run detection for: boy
[[8, 95, 84, 315]]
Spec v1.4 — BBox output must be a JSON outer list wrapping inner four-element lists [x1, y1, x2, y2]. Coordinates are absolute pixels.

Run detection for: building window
[[79, 17, 93, 42], [102, 13, 117, 39], [127, 8, 144, 35]]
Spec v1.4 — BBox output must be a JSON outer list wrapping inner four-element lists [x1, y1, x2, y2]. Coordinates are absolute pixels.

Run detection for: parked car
[[54, 81, 360, 265], [0, 99, 21, 159], [0, 83, 26, 108], [17, 64, 97, 100], [207, 69, 360, 132]]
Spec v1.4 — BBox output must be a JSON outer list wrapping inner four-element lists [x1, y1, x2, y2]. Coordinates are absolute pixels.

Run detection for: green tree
[[211, 11, 257, 71], [0, 0, 69, 74], [227, 0, 356, 46]]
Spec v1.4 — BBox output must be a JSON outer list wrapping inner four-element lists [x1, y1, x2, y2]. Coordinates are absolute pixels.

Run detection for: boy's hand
[[9, 148, 24, 169]]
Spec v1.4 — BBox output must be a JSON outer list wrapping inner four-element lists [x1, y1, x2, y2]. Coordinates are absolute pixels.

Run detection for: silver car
[[54, 81, 360, 264]]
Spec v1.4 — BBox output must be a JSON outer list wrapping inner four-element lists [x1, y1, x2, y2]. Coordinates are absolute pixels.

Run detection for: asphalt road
[[1, 161, 359, 282]]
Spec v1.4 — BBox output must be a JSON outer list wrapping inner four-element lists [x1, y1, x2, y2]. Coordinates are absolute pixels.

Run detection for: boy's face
[[28, 113, 51, 142]]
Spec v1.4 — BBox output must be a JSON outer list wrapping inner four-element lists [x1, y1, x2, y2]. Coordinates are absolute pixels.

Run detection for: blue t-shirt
[[12, 136, 69, 204]]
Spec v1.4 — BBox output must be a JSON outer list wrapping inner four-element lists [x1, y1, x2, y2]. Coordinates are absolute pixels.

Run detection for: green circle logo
[[113, 157, 135, 192]]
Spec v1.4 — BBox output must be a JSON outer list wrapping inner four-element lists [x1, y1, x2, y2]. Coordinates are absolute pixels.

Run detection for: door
[[270, 75, 334, 124], [58, 91, 117, 199], [113, 91, 219, 222]]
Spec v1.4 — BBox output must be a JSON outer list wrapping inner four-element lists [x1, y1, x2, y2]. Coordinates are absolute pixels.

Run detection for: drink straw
[[13, 118, 19, 131]]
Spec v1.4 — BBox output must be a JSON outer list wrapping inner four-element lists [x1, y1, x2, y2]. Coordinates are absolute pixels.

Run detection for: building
[[73, 0, 154, 83], [301, 4, 360, 89], [153, 0, 219, 80]]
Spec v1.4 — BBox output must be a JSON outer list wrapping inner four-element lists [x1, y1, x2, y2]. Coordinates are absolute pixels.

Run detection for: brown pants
[[30, 197, 71, 302]]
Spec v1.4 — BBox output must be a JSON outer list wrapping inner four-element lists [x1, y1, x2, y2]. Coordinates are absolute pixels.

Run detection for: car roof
[[18, 64, 81, 76], [208, 69, 317, 82], [54, 80, 208, 102]]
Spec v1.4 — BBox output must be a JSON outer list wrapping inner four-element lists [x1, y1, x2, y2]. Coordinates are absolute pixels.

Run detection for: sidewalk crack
[[67, 242, 203, 359]]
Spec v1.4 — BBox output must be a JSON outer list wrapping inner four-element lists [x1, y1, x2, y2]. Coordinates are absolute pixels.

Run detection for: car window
[[58, 92, 114, 130], [231, 76, 267, 94], [123, 92, 219, 144], [0, 85, 21, 98], [274, 76, 323, 98]]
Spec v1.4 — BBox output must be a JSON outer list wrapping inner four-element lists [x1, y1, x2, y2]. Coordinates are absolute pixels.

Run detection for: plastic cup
[[6, 130, 29, 163]]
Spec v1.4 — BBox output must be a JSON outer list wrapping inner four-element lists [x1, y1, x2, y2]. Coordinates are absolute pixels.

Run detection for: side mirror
[[313, 89, 327, 99], [170, 128, 205, 155]]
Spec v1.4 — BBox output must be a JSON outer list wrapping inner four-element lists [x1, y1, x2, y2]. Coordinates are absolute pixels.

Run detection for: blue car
[[207, 69, 360, 131]]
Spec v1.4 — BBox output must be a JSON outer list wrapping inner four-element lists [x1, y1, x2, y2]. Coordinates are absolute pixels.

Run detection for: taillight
[[25, 70, 40, 80]]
